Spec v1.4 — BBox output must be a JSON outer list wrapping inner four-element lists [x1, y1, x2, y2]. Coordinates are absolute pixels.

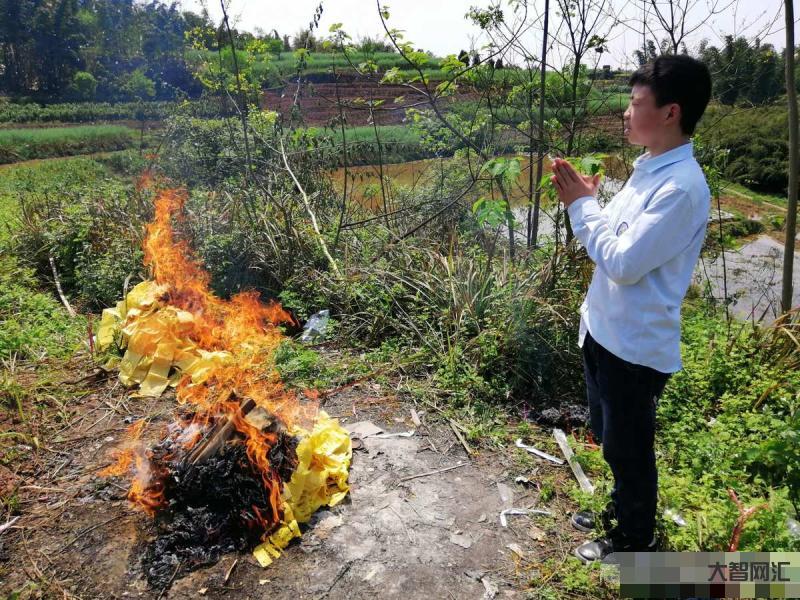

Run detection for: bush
[[655, 303, 800, 551], [159, 116, 242, 185], [66, 71, 98, 102], [697, 103, 789, 194], [4, 157, 146, 307], [0, 99, 233, 125]]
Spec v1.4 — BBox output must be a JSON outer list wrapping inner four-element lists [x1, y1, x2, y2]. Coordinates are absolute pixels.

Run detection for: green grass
[[311, 124, 426, 164], [0, 99, 233, 125], [587, 91, 628, 114], [0, 254, 87, 360], [0, 156, 110, 243], [721, 179, 787, 206], [0, 125, 136, 164]]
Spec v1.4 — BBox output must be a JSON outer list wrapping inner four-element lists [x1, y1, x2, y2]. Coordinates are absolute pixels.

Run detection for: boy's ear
[[665, 102, 681, 126]]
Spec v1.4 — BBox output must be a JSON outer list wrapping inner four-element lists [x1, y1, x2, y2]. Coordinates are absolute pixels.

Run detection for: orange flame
[[98, 420, 146, 477], [114, 180, 317, 524], [127, 448, 166, 516]]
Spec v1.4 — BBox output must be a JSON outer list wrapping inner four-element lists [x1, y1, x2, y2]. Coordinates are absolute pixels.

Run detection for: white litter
[[553, 428, 594, 494], [664, 507, 687, 527], [514, 438, 565, 465], [499, 507, 551, 527], [374, 430, 415, 438]]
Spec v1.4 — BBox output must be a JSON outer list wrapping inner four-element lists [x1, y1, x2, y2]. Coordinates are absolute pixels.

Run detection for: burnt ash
[[534, 403, 590, 429], [141, 431, 298, 590]]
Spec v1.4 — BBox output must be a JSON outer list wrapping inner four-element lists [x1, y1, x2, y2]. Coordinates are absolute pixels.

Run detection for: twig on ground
[[398, 462, 467, 483], [317, 560, 354, 599], [449, 419, 474, 457], [157, 561, 183, 600], [224, 558, 238, 584], [63, 515, 126, 549], [0, 516, 20, 535]]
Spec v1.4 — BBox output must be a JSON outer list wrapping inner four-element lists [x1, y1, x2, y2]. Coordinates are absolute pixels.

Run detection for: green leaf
[[472, 196, 509, 227], [380, 67, 402, 84], [480, 157, 521, 185]]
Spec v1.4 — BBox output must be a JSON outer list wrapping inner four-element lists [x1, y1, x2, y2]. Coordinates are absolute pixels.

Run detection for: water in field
[[331, 153, 627, 245], [330, 153, 630, 211]]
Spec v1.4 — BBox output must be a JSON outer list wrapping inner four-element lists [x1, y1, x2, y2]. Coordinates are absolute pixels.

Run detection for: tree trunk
[[783, 0, 798, 314], [563, 60, 580, 243], [527, 68, 535, 248], [530, 0, 550, 249]]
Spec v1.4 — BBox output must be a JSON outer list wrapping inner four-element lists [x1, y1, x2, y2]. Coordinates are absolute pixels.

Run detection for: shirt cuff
[[566, 195, 600, 225]]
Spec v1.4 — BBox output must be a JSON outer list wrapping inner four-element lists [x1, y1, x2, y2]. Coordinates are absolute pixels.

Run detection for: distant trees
[[0, 1, 309, 102], [633, 34, 787, 106], [633, 40, 659, 66], [0, 0, 206, 101], [291, 29, 321, 51], [698, 36, 785, 105]]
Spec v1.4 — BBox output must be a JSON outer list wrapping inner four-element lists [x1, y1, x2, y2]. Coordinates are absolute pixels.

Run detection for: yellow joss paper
[[97, 281, 166, 353], [95, 280, 233, 397], [252, 412, 352, 567]]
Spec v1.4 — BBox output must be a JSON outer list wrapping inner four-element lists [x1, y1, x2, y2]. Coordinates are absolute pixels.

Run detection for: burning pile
[[96, 183, 351, 586]]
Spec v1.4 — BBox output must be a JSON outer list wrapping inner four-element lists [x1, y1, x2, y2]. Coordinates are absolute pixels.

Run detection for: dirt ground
[[0, 355, 607, 600]]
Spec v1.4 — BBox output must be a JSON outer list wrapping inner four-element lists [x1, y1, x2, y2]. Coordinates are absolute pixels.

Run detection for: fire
[[98, 420, 146, 477], [105, 179, 318, 524], [127, 448, 166, 516]]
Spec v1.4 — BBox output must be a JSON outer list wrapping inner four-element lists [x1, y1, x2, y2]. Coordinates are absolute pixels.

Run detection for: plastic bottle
[[300, 309, 330, 342]]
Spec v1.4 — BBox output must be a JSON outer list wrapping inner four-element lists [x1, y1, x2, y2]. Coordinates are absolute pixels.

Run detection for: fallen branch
[[49, 253, 76, 318]]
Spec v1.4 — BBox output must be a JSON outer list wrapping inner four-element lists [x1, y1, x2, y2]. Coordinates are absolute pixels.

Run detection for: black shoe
[[574, 534, 657, 564], [570, 510, 597, 532], [569, 502, 616, 533]]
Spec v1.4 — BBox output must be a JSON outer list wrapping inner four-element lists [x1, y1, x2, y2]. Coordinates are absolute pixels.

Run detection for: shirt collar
[[633, 140, 694, 174]]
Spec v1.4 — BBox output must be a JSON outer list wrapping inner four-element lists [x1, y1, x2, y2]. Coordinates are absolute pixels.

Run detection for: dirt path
[[0, 356, 603, 599]]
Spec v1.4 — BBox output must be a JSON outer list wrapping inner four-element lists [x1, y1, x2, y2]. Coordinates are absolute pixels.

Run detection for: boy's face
[[623, 84, 681, 146]]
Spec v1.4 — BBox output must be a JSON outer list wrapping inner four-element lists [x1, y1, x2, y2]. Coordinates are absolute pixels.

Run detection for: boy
[[550, 55, 712, 563]]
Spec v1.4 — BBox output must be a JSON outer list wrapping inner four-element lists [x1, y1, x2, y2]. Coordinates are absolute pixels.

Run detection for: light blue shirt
[[567, 141, 710, 373]]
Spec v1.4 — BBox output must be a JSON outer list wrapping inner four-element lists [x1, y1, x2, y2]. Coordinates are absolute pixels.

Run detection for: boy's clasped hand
[[550, 158, 602, 208]]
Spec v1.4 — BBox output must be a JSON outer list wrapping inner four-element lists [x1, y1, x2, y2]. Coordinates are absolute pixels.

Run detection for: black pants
[[581, 330, 671, 548]]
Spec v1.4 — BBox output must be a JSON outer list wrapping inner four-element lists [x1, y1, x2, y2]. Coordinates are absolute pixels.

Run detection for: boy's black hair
[[628, 55, 711, 135]]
